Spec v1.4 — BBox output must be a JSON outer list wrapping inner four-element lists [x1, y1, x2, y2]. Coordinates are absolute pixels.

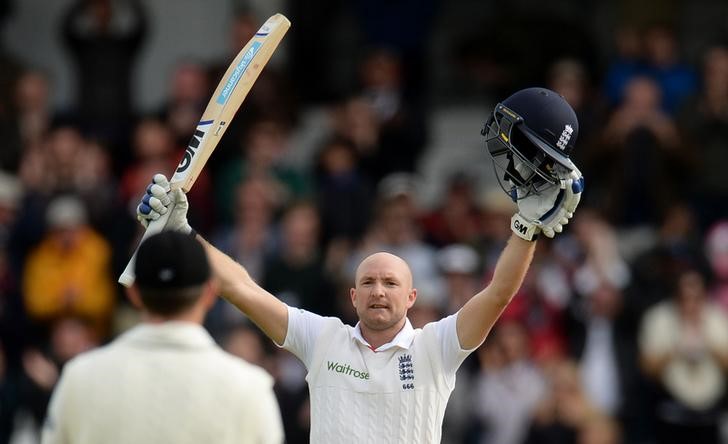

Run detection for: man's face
[[350, 253, 416, 332]]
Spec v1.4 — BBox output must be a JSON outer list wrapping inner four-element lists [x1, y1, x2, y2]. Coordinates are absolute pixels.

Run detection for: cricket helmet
[[482, 87, 578, 199]]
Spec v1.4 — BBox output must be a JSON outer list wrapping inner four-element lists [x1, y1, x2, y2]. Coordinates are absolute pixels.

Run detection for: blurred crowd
[[1, 0, 728, 443]]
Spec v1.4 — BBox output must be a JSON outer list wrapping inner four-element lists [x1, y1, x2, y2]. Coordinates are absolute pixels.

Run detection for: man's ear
[[406, 288, 418, 309], [200, 280, 219, 310], [126, 285, 144, 310], [350, 287, 357, 308]]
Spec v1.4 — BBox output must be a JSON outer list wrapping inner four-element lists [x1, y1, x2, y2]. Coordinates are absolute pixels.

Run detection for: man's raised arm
[[456, 170, 584, 350], [137, 174, 288, 345], [456, 234, 536, 349], [197, 237, 288, 345]]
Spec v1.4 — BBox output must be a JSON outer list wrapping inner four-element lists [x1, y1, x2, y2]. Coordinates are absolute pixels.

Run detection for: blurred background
[[1, 0, 728, 443]]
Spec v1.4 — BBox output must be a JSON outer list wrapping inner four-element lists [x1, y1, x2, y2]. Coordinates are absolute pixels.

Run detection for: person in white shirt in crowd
[[639, 267, 728, 444], [475, 320, 547, 444], [42, 231, 283, 444], [136, 87, 584, 443]]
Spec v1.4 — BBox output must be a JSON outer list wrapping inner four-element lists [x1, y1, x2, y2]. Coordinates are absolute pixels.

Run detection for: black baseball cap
[[501, 87, 579, 170], [135, 231, 210, 289]]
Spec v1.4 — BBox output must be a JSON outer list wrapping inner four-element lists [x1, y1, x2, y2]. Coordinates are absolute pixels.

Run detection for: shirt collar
[[352, 318, 415, 352], [120, 321, 216, 349]]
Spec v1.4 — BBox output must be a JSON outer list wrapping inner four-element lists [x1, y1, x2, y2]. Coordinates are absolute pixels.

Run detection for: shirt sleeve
[[281, 306, 331, 369], [427, 312, 478, 382]]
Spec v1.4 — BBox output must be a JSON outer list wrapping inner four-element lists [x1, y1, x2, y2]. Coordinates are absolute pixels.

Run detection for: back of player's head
[[134, 231, 210, 316]]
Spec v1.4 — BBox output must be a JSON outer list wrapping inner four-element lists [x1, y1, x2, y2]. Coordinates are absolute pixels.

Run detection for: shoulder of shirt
[[213, 351, 275, 383], [291, 306, 347, 329], [61, 340, 274, 386], [59, 342, 116, 377]]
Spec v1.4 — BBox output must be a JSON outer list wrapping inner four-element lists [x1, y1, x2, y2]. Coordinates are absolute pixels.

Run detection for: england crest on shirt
[[398, 354, 414, 390]]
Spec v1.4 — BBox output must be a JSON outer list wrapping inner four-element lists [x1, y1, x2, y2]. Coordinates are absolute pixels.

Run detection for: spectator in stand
[[0, 0, 24, 133], [0, 173, 23, 444], [642, 23, 698, 116], [213, 177, 277, 283], [121, 117, 214, 236], [639, 268, 728, 444], [437, 243, 481, 314], [18, 317, 99, 434], [352, 0, 437, 101], [628, 203, 707, 318], [44, 127, 87, 194], [1, 70, 53, 173], [263, 201, 337, 317], [603, 23, 698, 116], [215, 117, 310, 225], [604, 25, 645, 108], [421, 172, 481, 248], [477, 189, 516, 270], [705, 220, 728, 311], [313, 136, 373, 255], [577, 414, 621, 444], [475, 320, 546, 444], [206, 178, 278, 338], [222, 323, 269, 369], [13, 70, 52, 149], [524, 359, 603, 444], [678, 44, 728, 228], [586, 76, 688, 227], [22, 195, 115, 338], [61, 0, 147, 163], [328, 93, 382, 183], [119, 119, 176, 214], [0, 171, 23, 315], [158, 61, 210, 149], [17, 126, 117, 221], [546, 58, 606, 167], [0, 339, 19, 444], [355, 48, 428, 181], [499, 240, 572, 364], [564, 212, 646, 442]]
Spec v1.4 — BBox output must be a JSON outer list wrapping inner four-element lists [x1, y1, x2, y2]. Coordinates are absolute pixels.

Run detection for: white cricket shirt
[[42, 322, 284, 444], [283, 307, 475, 443]]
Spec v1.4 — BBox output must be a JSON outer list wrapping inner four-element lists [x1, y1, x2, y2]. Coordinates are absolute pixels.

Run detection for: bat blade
[[118, 13, 291, 287]]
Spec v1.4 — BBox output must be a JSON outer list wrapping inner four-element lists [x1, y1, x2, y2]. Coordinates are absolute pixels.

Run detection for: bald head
[[355, 252, 413, 289]]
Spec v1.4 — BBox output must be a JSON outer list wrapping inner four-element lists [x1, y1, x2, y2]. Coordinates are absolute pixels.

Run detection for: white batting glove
[[136, 174, 193, 235], [511, 167, 584, 241]]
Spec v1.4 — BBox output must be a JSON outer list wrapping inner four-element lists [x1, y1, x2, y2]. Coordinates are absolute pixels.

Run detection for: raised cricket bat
[[118, 13, 291, 287]]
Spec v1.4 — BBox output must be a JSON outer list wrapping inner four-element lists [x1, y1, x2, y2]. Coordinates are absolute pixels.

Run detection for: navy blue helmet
[[482, 87, 578, 198]]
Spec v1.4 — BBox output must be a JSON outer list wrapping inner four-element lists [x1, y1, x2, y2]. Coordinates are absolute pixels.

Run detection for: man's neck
[[142, 308, 204, 325], [360, 318, 406, 350]]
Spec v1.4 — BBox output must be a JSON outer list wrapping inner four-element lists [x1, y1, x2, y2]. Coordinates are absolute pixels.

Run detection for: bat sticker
[[217, 41, 263, 105]]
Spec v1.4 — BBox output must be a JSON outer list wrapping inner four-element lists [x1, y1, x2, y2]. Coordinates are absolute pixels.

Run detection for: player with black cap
[[42, 231, 284, 444]]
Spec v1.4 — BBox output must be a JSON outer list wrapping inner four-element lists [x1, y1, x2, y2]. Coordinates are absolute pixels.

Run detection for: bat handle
[[117, 204, 174, 287]]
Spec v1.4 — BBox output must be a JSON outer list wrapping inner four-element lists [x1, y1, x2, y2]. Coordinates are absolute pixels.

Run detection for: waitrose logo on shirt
[[327, 361, 370, 380]]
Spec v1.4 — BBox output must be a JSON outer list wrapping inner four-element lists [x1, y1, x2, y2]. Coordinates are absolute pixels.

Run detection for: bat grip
[[117, 204, 175, 287]]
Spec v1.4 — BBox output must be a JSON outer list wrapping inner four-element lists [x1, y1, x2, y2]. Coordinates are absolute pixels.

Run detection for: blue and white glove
[[511, 168, 584, 241], [136, 174, 193, 235]]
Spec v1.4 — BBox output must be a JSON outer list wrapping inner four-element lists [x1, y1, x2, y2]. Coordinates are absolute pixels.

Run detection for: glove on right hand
[[136, 174, 193, 235]]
